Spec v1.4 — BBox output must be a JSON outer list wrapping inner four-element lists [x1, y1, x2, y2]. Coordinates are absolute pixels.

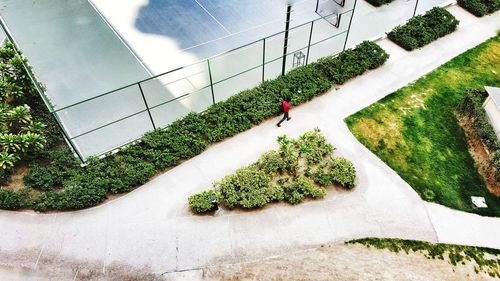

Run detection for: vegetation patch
[[188, 130, 356, 213], [458, 0, 500, 17], [347, 238, 500, 278], [388, 7, 459, 51], [1, 40, 387, 212], [457, 89, 500, 193], [346, 36, 500, 216], [365, 0, 395, 7]]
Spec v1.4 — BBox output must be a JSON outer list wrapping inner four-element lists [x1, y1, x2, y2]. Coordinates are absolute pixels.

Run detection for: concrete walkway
[[0, 6, 499, 281]]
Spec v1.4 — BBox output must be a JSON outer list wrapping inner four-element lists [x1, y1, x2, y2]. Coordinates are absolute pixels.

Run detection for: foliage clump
[[189, 130, 357, 213], [388, 7, 459, 51], [458, 0, 500, 17], [188, 190, 221, 213], [0, 42, 46, 170]]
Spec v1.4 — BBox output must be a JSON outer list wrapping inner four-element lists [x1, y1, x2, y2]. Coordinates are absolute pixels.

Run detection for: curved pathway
[[0, 6, 499, 281]]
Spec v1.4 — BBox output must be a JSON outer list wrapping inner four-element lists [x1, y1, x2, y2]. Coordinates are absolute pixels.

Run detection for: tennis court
[[0, 0, 451, 159]]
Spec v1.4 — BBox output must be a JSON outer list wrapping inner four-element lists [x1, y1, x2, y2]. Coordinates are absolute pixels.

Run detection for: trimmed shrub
[[458, 0, 500, 17], [22, 41, 386, 211], [188, 190, 221, 213], [388, 7, 459, 51], [365, 0, 395, 7]]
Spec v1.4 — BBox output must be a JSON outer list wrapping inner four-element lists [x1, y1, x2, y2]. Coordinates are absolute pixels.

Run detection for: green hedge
[[188, 130, 357, 213], [365, 0, 395, 7], [388, 7, 459, 51], [458, 0, 500, 17], [458, 89, 500, 183], [8, 41, 387, 212]]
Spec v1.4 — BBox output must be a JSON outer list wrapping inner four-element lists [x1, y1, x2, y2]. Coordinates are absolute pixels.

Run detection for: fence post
[[305, 21, 315, 65], [412, 0, 419, 17], [342, 0, 358, 51], [138, 82, 156, 130], [51, 112, 85, 163], [281, 4, 292, 76], [207, 59, 216, 104], [262, 38, 266, 82]]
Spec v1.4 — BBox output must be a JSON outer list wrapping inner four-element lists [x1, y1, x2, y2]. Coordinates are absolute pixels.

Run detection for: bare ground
[[457, 114, 500, 196], [204, 243, 495, 281]]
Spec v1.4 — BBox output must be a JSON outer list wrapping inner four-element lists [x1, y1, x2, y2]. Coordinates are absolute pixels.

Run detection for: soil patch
[[5, 165, 29, 191], [457, 114, 500, 196]]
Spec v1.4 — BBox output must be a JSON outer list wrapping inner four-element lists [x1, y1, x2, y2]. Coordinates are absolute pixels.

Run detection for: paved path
[[0, 6, 499, 281]]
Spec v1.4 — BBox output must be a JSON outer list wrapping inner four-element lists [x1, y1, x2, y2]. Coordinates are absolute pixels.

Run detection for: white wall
[[484, 97, 500, 140]]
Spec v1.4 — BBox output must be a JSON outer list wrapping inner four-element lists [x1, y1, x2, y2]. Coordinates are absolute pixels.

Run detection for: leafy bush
[[282, 176, 326, 205], [388, 7, 459, 51], [217, 166, 276, 209], [24, 146, 80, 191], [0, 42, 47, 169], [330, 157, 357, 189], [297, 130, 334, 165], [21, 41, 385, 211], [256, 150, 286, 175], [0, 188, 30, 210], [365, 0, 395, 7], [188, 190, 221, 213], [458, 0, 500, 17], [189, 130, 356, 213], [458, 89, 500, 183], [313, 158, 357, 189], [68, 155, 156, 194], [0, 168, 12, 186]]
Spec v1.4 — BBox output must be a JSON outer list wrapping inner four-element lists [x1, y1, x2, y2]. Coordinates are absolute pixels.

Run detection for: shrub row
[[365, 0, 395, 7], [8, 41, 387, 211], [458, 0, 500, 17], [388, 7, 459, 51], [458, 89, 500, 183], [188, 130, 357, 213]]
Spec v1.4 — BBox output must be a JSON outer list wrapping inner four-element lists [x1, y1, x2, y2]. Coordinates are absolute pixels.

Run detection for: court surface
[[90, 0, 322, 74]]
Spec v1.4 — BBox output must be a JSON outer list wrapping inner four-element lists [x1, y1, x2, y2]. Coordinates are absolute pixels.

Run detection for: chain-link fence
[[0, 0, 454, 161]]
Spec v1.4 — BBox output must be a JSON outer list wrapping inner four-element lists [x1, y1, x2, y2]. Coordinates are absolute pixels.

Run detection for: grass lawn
[[345, 36, 500, 216]]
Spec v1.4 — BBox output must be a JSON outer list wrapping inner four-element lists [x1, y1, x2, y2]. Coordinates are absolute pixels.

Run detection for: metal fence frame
[[0, 0, 452, 162]]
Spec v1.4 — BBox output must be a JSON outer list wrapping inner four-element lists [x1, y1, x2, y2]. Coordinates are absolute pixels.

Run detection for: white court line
[[176, 7, 317, 55], [193, 0, 232, 35]]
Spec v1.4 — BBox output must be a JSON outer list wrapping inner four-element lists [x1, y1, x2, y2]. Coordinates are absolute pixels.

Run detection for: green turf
[[345, 36, 500, 216]]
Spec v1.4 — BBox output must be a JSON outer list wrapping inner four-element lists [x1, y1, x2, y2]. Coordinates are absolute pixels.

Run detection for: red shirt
[[282, 101, 291, 113]]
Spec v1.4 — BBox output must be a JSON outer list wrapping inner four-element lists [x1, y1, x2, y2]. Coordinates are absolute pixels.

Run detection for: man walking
[[277, 97, 291, 127]]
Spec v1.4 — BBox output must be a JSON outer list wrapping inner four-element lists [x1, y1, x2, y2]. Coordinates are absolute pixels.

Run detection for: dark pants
[[277, 112, 290, 126]]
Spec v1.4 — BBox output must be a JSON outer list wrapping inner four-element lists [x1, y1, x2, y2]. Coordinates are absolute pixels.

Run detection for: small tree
[[0, 42, 45, 169]]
